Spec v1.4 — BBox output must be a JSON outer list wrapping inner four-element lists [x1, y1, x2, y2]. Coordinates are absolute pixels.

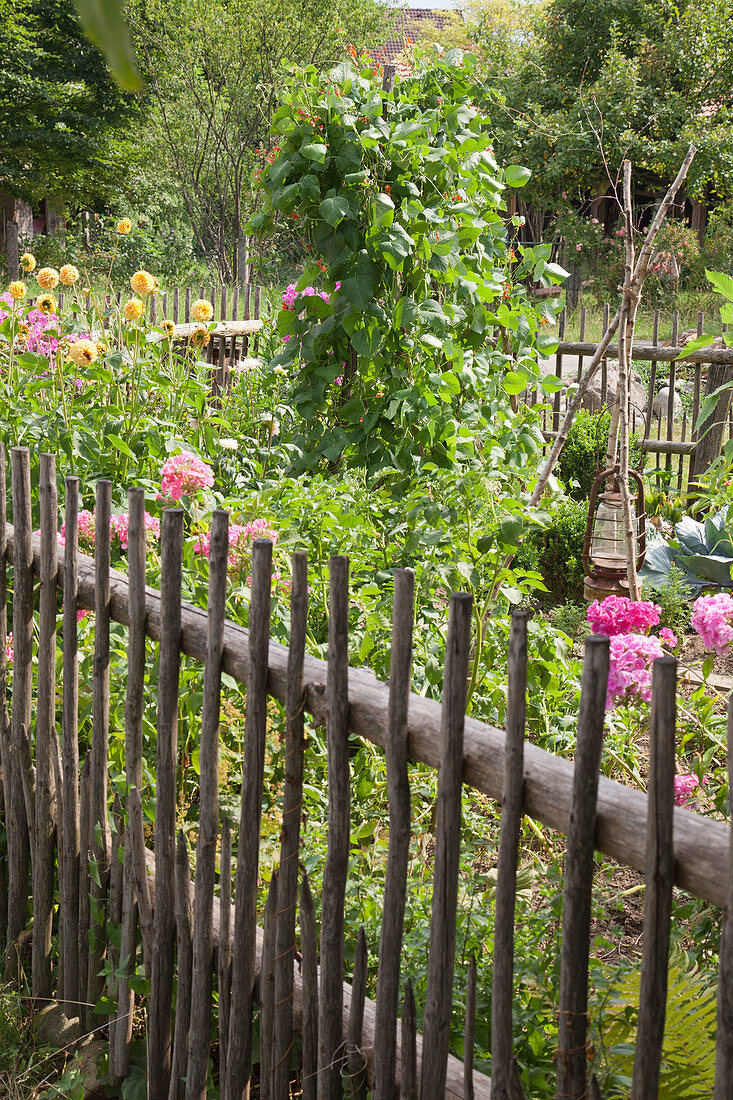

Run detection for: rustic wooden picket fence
[[1, 443, 733, 1098], [531, 305, 733, 490]]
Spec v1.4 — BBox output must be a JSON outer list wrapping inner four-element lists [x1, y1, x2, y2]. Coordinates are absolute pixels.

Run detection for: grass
[[561, 290, 728, 343]]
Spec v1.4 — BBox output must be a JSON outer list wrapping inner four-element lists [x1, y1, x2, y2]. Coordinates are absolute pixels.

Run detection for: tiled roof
[[375, 8, 457, 64]]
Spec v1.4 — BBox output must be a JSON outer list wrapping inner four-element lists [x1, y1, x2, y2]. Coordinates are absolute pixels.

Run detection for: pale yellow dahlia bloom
[[191, 325, 211, 347], [130, 270, 155, 296], [162, 319, 176, 335], [37, 267, 59, 290], [8, 281, 26, 300], [59, 264, 80, 286], [20, 253, 36, 273], [116, 218, 132, 235], [68, 338, 99, 367], [36, 293, 57, 314], [191, 298, 214, 323], [123, 297, 144, 321]]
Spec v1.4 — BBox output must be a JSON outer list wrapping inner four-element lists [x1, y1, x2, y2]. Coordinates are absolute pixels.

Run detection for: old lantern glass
[[582, 466, 646, 601]]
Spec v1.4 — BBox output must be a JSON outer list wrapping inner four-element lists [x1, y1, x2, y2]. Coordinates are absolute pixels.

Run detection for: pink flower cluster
[[195, 518, 278, 575], [0, 294, 64, 357], [110, 512, 161, 548], [587, 595, 661, 637], [674, 772, 707, 808], [691, 593, 733, 656], [60, 509, 97, 554], [606, 633, 664, 709], [282, 284, 331, 310], [160, 452, 215, 501], [6, 631, 13, 664]]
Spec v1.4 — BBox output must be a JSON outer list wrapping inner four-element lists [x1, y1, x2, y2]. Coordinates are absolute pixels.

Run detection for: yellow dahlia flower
[[162, 319, 176, 335], [191, 325, 211, 347], [36, 293, 57, 315], [8, 281, 26, 300], [68, 338, 99, 367], [37, 267, 59, 290], [17, 323, 30, 341], [20, 253, 36, 273], [130, 270, 155, 296], [191, 298, 214, 323], [123, 297, 144, 321], [116, 218, 132, 235], [59, 264, 80, 286]]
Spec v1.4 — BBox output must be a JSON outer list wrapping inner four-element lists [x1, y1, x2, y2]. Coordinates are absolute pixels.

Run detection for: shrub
[[521, 498, 587, 603], [644, 564, 693, 635], [559, 410, 643, 501]]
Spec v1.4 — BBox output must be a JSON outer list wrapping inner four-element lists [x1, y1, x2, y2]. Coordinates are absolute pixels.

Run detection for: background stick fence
[[0, 445, 731, 1096]]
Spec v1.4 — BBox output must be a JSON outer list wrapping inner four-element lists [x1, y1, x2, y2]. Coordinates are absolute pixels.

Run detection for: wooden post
[[218, 818, 232, 1097], [108, 796, 123, 1071], [553, 308, 565, 432], [129, 785, 154, 975], [491, 611, 530, 1100], [168, 832, 193, 1100], [62, 476, 81, 1013], [464, 955, 476, 1100], [272, 553, 309, 1098], [259, 871, 279, 1100], [185, 288, 191, 324], [643, 312, 660, 442], [299, 872, 318, 1100], [374, 569, 414, 1100], [113, 488, 147, 1077], [346, 927, 368, 1100], [714, 694, 733, 1096], [6, 220, 19, 280], [0, 445, 7, 956], [78, 753, 91, 1027], [150, 509, 184, 1100], [33, 454, 58, 998], [6, 448, 32, 969], [319, 555, 351, 1099], [665, 311, 679, 477], [88, 479, 111, 1014], [226, 538, 273, 1099], [173, 288, 179, 323], [631, 657, 677, 1097], [402, 979, 418, 1100], [557, 636, 609, 1099], [186, 511, 228, 1100], [420, 593, 473, 1099]]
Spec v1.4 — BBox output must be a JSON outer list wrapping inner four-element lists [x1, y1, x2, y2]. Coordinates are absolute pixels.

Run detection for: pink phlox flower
[[691, 593, 733, 655], [335, 375, 343, 385], [5, 631, 13, 664], [160, 452, 215, 501], [110, 512, 161, 549], [659, 627, 677, 648], [195, 519, 278, 575], [588, 595, 661, 637], [282, 284, 298, 309], [674, 772, 707, 807], [606, 633, 664, 709], [60, 509, 96, 554]]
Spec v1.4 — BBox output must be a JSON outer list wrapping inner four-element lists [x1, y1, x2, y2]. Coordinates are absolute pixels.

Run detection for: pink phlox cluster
[[5, 631, 13, 664], [60, 509, 96, 553], [587, 595, 661, 637], [674, 772, 707, 808], [281, 284, 330, 311], [659, 627, 677, 648], [691, 593, 733, 655], [606, 633, 664, 709], [160, 452, 215, 501], [110, 512, 161, 549], [0, 294, 63, 357], [195, 519, 278, 575]]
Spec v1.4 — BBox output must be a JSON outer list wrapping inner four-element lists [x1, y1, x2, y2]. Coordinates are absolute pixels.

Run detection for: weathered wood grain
[[714, 694, 733, 1097], [61, 476, 81, 1013]]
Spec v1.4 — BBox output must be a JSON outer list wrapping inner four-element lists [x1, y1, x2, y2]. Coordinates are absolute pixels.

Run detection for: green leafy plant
[[642, 510, 733, 592], [520, 498, 587, 603], [644, 563, 692, 634]]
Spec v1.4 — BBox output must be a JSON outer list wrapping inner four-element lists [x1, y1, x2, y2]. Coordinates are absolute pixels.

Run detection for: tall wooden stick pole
[[617, 160, 641, 599]]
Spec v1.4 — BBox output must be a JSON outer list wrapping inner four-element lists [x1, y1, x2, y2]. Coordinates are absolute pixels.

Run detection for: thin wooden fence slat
[[162, 292, 168, 319], [108, 796, 123, 1070], [464, 954, 476, 1100], [150, 509, 184, 1100], [218, 818, 232, 1097], [601, 304, 609, 406], [665, 312, 679, 475], [557, 635, 610, 1099], [78, 752, 91, 1028], [129, 785, 153, 976], [643, 312, 660, 443], [576, 306, 586, 383], [714, 693, 733, 1096], [33, 454, 58, 998], [226, 538, 273, 1099], [232, 286, 239, 324], [62, 475, 81, 1013], [272, 551, 309, 1097], [7, 448, 32, 969], [553, 308, 565, 431], [491, 610, 529, 1100], [630, 656, 677, 1096], [299, 871, 318, 1100], [0, 444, 7, 955], [185, 287, 191, 324], [18, 723, 36, 857], [186, 510, 227, 1100], [168, 831, 193, 1100], [88, 479, 111, 1015], [420, 591, 473, 1100], [254, 286, 261, 320], [374, 568, 414, 1100], [402, 978, 418, 1100], [173, 288, 179, 323], [319, 554, 351, 1099], [220, 287, 227, 326], [243, 284, 251, 321], [259, 870, 279, 1100], [113, 487, 147, 1078], [346, 926, 368, 1100], [150, 294, 157, 325]]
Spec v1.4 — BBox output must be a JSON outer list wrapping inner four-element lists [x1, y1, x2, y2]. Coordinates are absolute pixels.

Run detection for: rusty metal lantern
[[582, 466, 647, 601]]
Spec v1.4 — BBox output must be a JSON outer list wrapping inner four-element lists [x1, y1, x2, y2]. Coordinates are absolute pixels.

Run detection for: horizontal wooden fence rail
[[5, 523, 728, 908], [553, 339, 733, 365]]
